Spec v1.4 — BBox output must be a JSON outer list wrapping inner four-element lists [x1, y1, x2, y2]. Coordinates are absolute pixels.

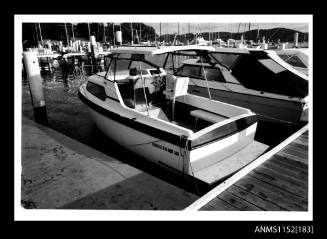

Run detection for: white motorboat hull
[[86, 103, 257, 175], [79, 87, 258, 176], [188, 85, 307, 124]]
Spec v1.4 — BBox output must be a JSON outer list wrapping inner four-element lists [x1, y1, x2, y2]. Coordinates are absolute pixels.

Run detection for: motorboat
[[176, 47, 309, 124], [274, 48, 308, 76], [78, 46, 268, 184]]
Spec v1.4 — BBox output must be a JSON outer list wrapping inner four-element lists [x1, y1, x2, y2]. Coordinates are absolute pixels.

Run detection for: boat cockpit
[[103, 49, 239, 132]]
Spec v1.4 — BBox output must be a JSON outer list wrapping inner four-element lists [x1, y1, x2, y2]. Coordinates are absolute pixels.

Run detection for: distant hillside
[[22, 22, 157, 48], [22, 23, 308, 49], [161, 28, 308, 43]]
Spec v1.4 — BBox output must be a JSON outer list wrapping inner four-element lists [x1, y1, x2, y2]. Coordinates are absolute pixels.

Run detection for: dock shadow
[[59, 172, 199, 210]]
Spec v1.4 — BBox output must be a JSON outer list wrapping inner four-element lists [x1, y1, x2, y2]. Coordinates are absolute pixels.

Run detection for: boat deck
[[184, 125, 308, 211]]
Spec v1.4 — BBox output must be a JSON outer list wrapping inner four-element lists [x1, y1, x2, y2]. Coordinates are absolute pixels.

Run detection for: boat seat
[[190, 109, 227, 123]]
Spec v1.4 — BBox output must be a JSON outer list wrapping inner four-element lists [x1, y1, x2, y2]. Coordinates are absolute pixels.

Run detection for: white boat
[[275, 48, 308, 76], [78, 45, 268, 184], [177, 47, 309, 124]]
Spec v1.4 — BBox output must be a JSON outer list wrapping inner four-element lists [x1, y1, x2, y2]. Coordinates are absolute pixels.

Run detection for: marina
[[185, 125, 308, 211], [18, 18, 311, 216]]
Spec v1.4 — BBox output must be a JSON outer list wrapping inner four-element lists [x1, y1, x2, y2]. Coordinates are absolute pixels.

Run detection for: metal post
[[23, 52, 48, 125]]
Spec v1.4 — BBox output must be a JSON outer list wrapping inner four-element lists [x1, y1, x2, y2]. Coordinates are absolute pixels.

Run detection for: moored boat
[[177, 47, 309, 124], [78, 46, 268, 184]]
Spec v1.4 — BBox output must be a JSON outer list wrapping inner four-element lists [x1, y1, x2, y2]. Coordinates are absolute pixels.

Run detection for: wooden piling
[[23, 52, 48, 126]]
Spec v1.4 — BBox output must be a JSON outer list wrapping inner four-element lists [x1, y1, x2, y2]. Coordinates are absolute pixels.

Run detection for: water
[[22, 78, 302, 196]]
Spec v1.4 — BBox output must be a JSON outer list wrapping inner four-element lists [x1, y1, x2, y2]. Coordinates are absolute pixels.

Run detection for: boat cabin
[[103, 46, 245, 132]]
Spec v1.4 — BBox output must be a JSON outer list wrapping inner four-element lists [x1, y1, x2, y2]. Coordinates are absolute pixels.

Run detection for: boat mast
[[112, 23, 116, 47], [159, 22, 161, 43], [38, 23, 43, 47], [87, 22, 91, 39], [139, 23, 142, 43], [103, 23, 106, 43], [71, 23, 75, 42], [34, 23, 39, 46], [130, 23, 133, 45], [64, 23, 69, 47], [177, 22, 179, 44]]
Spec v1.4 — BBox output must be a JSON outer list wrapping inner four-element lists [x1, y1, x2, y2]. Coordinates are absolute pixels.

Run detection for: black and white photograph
[[15, 14, 312, 222]]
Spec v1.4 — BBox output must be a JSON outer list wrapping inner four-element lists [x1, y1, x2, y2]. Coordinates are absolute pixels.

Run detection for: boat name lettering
[[152, 142, 180, 156]]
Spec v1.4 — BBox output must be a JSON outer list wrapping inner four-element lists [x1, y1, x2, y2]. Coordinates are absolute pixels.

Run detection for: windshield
[[176, 64, 225, 82], [210, 52, 241, 69], [105, 53, 162, 80], [163, 50, 218, 74]]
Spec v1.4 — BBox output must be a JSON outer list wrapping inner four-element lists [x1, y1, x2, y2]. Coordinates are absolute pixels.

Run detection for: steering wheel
[[153, 73, 165, 90]]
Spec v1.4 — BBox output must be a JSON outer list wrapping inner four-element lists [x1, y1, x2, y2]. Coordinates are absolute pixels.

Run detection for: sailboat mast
[[64, 22, 69, 46], [159, 22, 161, 43], [177, 22, 179, 43], [112, 23, 116, 47], [38, 23, 43, 46], [34, 23, 39, 46]]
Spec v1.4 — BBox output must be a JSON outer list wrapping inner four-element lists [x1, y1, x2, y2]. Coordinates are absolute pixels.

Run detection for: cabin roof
[[110, 45, 216, 55], [212, 47, 252, 54], [63, 53, 86, 58], [37, 54, 61, 58]]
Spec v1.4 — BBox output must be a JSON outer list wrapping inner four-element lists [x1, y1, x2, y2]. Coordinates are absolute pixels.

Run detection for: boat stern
[[188, 114, 259, 174]]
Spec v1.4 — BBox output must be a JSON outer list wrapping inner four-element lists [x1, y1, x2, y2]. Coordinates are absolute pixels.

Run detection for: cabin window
[[201, 67, 225, 82], [211, 53, 241, 69], [278, 54, 307, 68], [258, 59, 286, 74], [177, 65, 201, 78], [86, 81, 107, 101], [145, 54, 167, 68]]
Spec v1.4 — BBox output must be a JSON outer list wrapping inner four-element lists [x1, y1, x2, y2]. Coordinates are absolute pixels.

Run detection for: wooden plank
[[277, 150, 308, 165], [271, 154, 308, 171], [185, 125, 308, 211], [288, 142, 308, 153], [267, 156, 308, 176], [235, 175, 308, 211], [249, 168, 308, 199], [200, 202, 220, 211], [254, 163, 308, 191], [292, 137, 308, 147], [262, 158, 308, 182], [200, 198, 239, 211], [217, 190, 264, 211], [284, 144, 308, 157], [226, 185, 287, 211]]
